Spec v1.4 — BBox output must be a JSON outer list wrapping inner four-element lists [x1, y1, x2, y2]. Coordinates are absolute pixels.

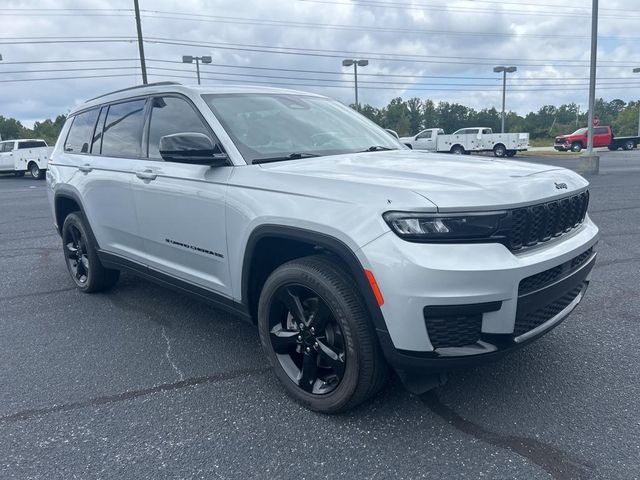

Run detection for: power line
[[138, 9, 639, 41], [144, 37, 640, 68], [298, 0, 640, 20]]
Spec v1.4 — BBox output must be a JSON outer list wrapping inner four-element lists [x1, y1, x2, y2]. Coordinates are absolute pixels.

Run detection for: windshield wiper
[[253, 152, 322, 164], [360, 145, 397, 152]]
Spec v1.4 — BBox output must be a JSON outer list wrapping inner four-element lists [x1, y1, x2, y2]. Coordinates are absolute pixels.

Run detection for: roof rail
[[84, 81, 182, 103]]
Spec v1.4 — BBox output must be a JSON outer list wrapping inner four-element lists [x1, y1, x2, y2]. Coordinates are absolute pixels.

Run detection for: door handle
[[136, 169, 158, 181], [78, 164, 92, 173]]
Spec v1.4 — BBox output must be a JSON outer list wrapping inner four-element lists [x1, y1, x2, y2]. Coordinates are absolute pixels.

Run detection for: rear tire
[[450, 145, 465, 155], [571, 142, 582, 153], [62, 212, 119, 293], [623, 140, 635, 151], [29, 163, 45, 180], [493, 144, 507, 157], [258, 255, 388, 413]]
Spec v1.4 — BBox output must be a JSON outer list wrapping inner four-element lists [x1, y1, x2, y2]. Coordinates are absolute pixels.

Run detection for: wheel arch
[[241, 225, 387, 334], [53, 187, 101, 249], [449, 144, 464, 153]]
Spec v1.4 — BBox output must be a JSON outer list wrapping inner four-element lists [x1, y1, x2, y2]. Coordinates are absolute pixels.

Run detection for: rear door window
[[594, 127, 609, 135], [65, 109, 100, 154], [101, 99, 146, 158]]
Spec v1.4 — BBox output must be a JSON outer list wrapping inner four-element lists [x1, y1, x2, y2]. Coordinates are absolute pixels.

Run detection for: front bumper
[[359, 216, 599, 371]]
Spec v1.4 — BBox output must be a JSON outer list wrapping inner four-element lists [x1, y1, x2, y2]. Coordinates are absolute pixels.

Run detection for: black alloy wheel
[[64, 224, 90, 286], [268, 284, 346, 395], [61, 212, 119, 292]]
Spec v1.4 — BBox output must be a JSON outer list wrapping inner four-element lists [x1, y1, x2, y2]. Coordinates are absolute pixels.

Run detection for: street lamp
[[493, 66, 517, 133], [342, 59, 368, 111], [634, 68, 640, 136], [182, 55, 212, 85]]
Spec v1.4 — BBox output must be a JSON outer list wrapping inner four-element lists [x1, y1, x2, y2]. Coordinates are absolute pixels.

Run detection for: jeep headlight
[[383, 211, 506, 242]]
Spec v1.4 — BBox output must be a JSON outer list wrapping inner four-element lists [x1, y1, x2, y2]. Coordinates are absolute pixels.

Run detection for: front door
[[131, 95, 233, 296], [0, 141, 15, 170], [414, 130, 435, 150]]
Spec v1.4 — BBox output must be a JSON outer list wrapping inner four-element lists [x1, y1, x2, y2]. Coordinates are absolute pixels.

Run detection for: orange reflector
[[364, 269, 384, 307]]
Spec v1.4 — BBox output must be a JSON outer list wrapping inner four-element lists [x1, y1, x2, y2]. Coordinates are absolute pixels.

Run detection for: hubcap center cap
[[301, 329, 316, 347]]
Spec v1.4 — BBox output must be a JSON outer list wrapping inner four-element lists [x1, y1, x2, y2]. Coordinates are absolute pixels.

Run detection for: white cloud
[[1, 0, 639, 125]]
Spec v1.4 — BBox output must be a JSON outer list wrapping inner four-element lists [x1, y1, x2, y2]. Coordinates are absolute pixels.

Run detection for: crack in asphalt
[[420, 391, 594, 480], [0, 367, 269, 425], [161, 326, 185, 381]]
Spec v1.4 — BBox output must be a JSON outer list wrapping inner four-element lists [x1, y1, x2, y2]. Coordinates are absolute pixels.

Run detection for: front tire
[[571, 142, 583, 153], [258, 255, 388, 413], [62, 212, 119, 293]]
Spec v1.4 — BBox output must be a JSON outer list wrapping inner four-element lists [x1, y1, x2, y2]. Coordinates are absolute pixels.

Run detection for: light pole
[[342, 59, 368, 111], [493, 66, 517, 133], [182, 55, 212, 85], [634, 68, 640, 136], [586, 0, 598, 155]]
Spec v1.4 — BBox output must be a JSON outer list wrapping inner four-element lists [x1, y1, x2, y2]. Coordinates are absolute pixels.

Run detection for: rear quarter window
[[65, 109, 100, 154], [18, 141, 47, 149]]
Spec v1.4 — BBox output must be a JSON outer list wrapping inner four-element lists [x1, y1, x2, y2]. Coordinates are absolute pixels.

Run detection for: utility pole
[[586, 0, 598, 154], [133, 0, 148, 84], [634, 68, 640, 136]]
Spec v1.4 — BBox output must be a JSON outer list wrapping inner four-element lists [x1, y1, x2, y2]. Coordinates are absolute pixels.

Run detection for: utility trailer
[[400, 127, 529, 157], [0, 139, 52, 179]]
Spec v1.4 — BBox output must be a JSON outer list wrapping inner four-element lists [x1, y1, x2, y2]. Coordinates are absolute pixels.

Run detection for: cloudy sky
[[1, 0, 639, 126]]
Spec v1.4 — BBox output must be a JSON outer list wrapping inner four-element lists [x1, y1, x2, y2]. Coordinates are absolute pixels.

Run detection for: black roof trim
[[84, 81, 182, 103]]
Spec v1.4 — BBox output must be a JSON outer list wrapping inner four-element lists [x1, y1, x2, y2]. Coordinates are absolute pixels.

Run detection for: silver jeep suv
[[47, 82, 599, 412]]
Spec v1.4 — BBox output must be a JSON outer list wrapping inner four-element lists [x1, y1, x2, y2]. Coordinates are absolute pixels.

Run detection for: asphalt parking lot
[[1, 150, 639, 480]]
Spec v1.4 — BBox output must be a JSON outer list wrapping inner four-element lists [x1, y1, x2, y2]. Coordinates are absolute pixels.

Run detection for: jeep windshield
[[202, 93, 403, 164]]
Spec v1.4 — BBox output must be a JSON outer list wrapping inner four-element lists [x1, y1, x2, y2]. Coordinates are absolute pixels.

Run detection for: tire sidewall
[[62, 213, 94, 292], [572, 142, 582, 152], [494, 145, 506, 157], [257, 262, 363, 412], [30, 164, 40, 179]]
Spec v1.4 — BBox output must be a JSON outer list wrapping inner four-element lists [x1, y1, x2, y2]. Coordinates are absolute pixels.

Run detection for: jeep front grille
[[506, 191, 589, 251]]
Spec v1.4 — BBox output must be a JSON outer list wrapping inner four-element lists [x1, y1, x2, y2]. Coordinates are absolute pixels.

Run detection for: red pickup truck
[[555, 126, 639, 152]]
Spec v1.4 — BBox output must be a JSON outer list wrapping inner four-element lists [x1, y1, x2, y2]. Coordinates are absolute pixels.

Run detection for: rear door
[[131, 94, 233, 296], [62, 100, 146, 261]]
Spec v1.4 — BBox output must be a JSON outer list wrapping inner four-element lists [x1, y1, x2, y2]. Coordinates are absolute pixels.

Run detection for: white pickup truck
[[0, 139, 52, 179], [400, 127, 529, 157]]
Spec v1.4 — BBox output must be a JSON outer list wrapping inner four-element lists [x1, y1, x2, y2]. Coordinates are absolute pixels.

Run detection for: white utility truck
[[400, 127, 529, 157], [0, 139, 52, 179]]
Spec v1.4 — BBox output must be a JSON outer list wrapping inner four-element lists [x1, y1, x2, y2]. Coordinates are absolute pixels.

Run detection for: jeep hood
[[258, 150, 589, 212]]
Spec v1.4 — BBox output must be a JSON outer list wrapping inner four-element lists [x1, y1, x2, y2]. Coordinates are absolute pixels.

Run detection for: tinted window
[[147, 96, 212, 158], [18, 141, 47, 149], [594, 127, 609, 135], [101, 99, 146, 157], [482, 129, 491, 134], [65, 109, 100, 153], [416, 131, 431, 140], [91, 107, 107, 154]]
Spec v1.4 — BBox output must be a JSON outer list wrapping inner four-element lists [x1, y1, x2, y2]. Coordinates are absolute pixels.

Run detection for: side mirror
[[384, 128, 399, 139], [159, 132, 228, 165]]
